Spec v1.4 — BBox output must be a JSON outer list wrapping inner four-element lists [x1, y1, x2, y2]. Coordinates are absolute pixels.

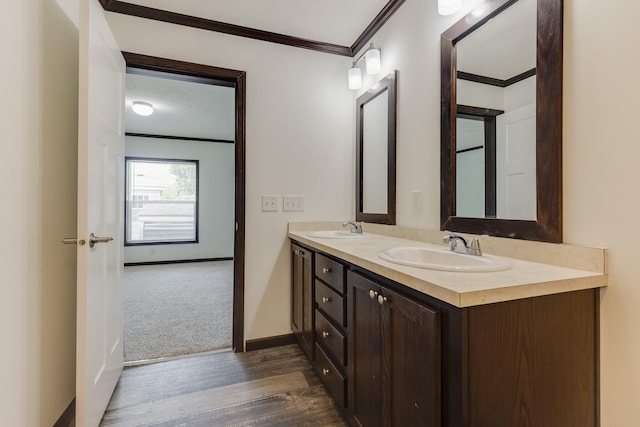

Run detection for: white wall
[[0, 0, 78, 425], [124, 136, 235, 263], [106, 13, 354, 342]]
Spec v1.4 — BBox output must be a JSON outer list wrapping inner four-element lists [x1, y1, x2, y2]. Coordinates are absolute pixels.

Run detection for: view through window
[[125, 157, 198, 245]]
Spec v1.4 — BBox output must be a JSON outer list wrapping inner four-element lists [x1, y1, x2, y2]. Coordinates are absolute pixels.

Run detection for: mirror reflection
[[356, 71, 397, 225], [455, 0, 536, 220], [362, 89, 389, 214]]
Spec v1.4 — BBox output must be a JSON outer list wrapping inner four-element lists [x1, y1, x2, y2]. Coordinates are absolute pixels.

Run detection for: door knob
[[89, 233, 113, 248], [369, 290, 378, 299], [378, 295, 388, 305]]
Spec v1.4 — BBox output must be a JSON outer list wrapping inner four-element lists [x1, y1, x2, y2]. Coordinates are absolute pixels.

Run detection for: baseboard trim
[[124, 257, 233, 267], [53, 398, 75, 427], [245, 334, 296, 352]]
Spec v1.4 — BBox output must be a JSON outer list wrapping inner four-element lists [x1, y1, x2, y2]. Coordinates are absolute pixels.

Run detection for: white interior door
[[496, 104, 536, 220], [76, 0, 125, 425]]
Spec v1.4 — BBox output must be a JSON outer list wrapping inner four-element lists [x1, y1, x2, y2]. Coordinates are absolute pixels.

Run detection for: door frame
[[122, 52, 246, 352]]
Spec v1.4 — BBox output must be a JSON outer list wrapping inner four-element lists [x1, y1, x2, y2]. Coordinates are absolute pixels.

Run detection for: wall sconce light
[[348, 43, 382, 90], [438, 0, 462, 15], [132, 101, 154, 116]]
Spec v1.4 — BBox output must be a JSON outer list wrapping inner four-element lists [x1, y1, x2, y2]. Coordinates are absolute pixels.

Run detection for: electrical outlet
[[283, 195, 304, 212], [412, 190, 423, 213], [261, 195, 278, 212]]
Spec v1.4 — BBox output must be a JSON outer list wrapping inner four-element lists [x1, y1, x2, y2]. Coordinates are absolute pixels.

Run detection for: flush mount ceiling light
[[348, 43, 382, 90], [132, 101, 154, 116], [438, 0, 462, 15]]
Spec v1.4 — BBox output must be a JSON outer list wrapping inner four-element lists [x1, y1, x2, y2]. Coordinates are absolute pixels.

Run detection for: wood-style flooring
[[100, 344, 348, 426]]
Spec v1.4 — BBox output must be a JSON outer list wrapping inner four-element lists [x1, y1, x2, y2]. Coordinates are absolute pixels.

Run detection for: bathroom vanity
[[289, 222, 607, 427]]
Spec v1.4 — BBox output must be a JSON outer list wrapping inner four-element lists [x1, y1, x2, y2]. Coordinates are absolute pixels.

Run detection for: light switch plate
[[283, 195, 304, 212], [261, 195, 278, 212]]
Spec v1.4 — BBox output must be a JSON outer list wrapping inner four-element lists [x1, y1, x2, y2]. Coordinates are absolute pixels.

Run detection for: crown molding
[[101, 0, 407, 57]]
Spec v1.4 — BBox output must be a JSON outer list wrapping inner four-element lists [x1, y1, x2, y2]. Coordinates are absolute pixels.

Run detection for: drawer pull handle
[[322, 296, 332, 303], [322, 331, 330, 338], [378, 295, 388, 305], [322, 266, 331, 274], [322, 368, 330, 376], [369, 290, 378, 299]]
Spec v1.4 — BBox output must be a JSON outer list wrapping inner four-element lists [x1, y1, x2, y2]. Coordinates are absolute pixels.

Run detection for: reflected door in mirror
[[362, 90, 389, 214], [455, 0, 536, 220]]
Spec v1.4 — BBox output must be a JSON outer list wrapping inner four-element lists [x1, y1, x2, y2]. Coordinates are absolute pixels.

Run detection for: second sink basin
[[378, 246, 512, 272], [307, 230, 367, 239]]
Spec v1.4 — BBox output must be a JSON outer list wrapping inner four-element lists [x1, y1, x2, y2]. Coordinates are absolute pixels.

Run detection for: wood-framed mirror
[[356, 70, 397, 225], [441, 0, 563, 242]]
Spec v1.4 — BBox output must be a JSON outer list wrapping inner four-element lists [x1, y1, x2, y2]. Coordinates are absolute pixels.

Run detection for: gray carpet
[[123, 261, 233, 362]]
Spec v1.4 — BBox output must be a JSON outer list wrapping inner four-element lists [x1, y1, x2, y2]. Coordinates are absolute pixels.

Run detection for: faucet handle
[[442, 230, 456, 244], [469, 235, 489, 256]]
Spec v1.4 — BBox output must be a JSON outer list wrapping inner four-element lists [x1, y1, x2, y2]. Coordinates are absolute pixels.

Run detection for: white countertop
[[288, 222, 607, 308]]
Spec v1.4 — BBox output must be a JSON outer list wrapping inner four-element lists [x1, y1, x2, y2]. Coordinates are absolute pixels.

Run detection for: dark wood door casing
[[122, 52, 247, 352]]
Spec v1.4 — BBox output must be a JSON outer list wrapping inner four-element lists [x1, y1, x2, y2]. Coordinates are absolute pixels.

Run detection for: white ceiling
[[125, 72, 236, 140], [457, 0, 536, 80], [121, 0, 391, 46]]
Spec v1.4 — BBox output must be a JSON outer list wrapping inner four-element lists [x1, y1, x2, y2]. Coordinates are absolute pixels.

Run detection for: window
[[125, 157, 199, 245]]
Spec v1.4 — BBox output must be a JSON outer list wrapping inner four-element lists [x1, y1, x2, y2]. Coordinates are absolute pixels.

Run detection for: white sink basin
[[378, 246, 512, 272], [307, 230, 367, 239]]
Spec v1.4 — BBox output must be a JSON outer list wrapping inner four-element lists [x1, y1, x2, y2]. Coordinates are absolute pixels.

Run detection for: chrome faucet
[[343, 221, 363, 234], [442, 231, 487, 256]]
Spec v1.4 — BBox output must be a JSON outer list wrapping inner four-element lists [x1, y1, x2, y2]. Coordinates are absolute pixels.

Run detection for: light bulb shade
[[438, 0, 462, 15], [365, 48, 381, 75], [348, 67, 362, 90], [132, 101, 154, 116]]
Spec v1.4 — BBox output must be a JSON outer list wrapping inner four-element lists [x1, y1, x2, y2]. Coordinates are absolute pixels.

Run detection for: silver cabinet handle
[[378, 295, 388, 305], [322, 368, 330, 376], [62, 237, 86, 246], [322, 296, 331, 303], [89, 233, 113, 248], [322, 266, 331, 274], [369, 290, 378, 299], [322, 331, 330, 338]]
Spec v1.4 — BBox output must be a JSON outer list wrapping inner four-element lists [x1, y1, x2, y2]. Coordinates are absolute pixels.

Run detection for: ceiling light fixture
[[348, 43, 382, 90], [438, 0, 462, 15], [132, 101, 154, 116]]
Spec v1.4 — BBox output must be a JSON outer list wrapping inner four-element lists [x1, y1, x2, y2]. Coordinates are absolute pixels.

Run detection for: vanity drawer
[[315, 344, 346, 409], [315, 253, 345, 293], [315, 280, 345, 327], [315, 309, 346, 366]]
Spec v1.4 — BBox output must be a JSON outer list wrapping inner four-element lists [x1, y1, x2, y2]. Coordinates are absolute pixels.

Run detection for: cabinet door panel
[[381, 287, 441, 427], [291, 244, 314, 359], [347, 271, 382, 427]]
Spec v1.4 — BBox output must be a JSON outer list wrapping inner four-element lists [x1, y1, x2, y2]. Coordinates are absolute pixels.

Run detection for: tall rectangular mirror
[[356, 71, 397, 225], [441, 0, 563, 242]]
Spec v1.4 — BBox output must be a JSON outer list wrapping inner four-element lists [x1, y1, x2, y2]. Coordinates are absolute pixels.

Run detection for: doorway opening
[[122, 53, 246, 361]]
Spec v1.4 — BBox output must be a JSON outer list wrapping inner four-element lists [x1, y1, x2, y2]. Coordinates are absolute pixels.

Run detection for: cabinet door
[[291, 244, 313, 359], [347, 271, 382, 427], [380, 287, 441, 427]]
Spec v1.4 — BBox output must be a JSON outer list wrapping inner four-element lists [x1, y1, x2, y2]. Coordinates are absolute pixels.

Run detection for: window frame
[[124, 156, 200, 246]]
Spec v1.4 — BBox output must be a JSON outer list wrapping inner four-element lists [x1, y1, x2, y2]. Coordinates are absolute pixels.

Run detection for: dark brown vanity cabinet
[[291, 241, 599, 427], [291, 243, 313, 360], [347, 270, 441, 427]]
